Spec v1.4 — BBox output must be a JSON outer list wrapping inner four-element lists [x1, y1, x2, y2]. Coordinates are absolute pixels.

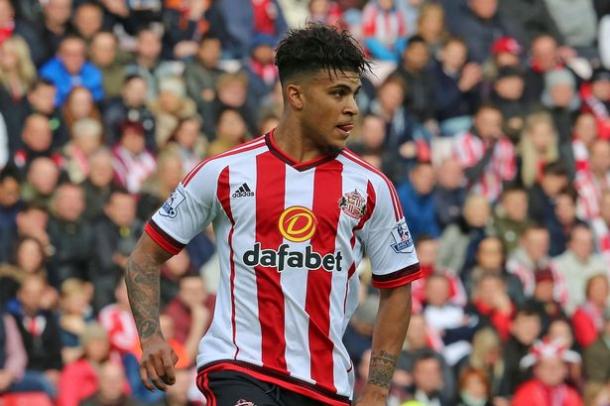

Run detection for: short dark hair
[[542, 161, 568, 177], [0, 164, 21, 184], [275, 24, 370, 84], [406, 34, 426, 48]]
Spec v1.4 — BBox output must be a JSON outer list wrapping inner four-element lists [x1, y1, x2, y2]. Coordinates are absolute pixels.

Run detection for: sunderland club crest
[[338, 189, 366, 220]]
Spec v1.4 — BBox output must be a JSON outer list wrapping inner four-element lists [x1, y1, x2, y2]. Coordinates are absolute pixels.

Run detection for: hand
[[399, 141, 417, 159], [0, 370, 14, 392], [458, 62, 482, 92], [355, 385, 387, 406], [113, 253, 129, 269], [493, 294, 512, 313], [188, 0, 209, 19], [140, 334, 179, 391]]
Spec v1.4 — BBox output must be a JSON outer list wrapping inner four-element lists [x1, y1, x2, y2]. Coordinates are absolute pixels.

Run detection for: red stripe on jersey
[[198, 362, 351, 406], [340, 149, 402, 219], [217, 166, 240, 359], [144, 220, 184, 255], [255, 151, 288, 371], [371, 263, 422, 289], [306, 161, 343, 391], [182, 137, 266, 186], [196, 371, 216, 406]]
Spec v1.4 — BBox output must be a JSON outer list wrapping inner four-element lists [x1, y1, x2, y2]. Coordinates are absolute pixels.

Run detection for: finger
[[139, 361, 154, 391], [171, 349, 179, 365], [161, 350, 176, 385], [147, 357, 168, 391]]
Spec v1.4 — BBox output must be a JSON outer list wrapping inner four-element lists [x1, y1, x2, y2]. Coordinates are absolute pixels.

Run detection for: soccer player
[[126, 24, 422, 406]]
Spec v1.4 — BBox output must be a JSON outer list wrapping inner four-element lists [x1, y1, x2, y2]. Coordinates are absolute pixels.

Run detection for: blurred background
[[0, 0, 610, 405]]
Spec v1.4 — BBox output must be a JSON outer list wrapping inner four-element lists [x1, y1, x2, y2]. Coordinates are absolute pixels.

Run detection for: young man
[[126, 24, 421, 406]]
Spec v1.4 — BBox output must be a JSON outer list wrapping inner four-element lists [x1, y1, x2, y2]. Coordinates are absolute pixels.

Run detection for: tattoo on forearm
[[367, 350, 398, 389], [126, 255, 161, 340]]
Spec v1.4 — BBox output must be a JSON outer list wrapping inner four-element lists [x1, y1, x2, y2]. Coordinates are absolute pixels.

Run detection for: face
[[23, 116, 52, 152], [416, 239, 438, 266], [425, 276, 451, 306], [60, 38, 86, 75], [477, 238, 503, 270], [474, 108, 503, 141], [462, 374, 488, 401], [523, 229, 550, 262], [469, 0, 497, 19], [569, 227, 594, 260], [0, 40, 18, 71], [137, 30, 162, 61], [179, 276, 206, 306], [378, 81, 404, 113], [534, 279, 554, 303], [253, 44, 275, 65], [495, 76, 524, 100], [17, 239, 44, 273], [121, 130, 145, 154], [90, 33, 117, 67], [218, 80, 247, 107], [512, 314, 541, 344], [105, 193, 136, 227], [217, 110, 246, 143], [85, 337, 110, 362], [166, 250, 191, 277], [554, 194, 576, 225], [28, 84, 56, 115], [442, 41, 467, 71], [45, 0, 72, 26], [463, 196, 490, 227], [98, 363, 125, 402], [410, 164, 436, 195], [89, 153, 114, 187], [419, 7, 444, 38], [477, 277, 504, 305], [175, 119, 200, 149], [74, 4, 102, 38], [198, 38, 221, 68], [18, 278, 45, 313], [534, 357, 567, 387], [502, 190, 528, 222], [532, 36, 558, 71], [159, 157, 183, 190], [406, 314, 428, 348], [437, 159, 464, 189], [158, 91, 182, 113], [592, 78, 610, 101], [68, 88, 94, 119], [123, 78, 147, 107], [0, 0, 14, 26], [0, 176, 20, 207], [413, 358, 443, 393], [547, 320, 573, 348], [361, 116, 385, 149], [496, 52, 520, 68], [590, 141, 610, 174], [28, 159, 59, 195], [75, 131, 102, 156], [573, 113, 597, 144], [405, 43, 429, 71], [54, 186, 85, 222], [295, 70, 360, 151]]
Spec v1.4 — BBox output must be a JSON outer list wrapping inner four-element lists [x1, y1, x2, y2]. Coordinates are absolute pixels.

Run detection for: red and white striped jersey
[[453, 132, 516, 202], [145, 132, 421, 404]]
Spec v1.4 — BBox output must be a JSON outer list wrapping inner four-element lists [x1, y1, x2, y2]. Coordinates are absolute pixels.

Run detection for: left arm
[[356, 284, 412, 405]]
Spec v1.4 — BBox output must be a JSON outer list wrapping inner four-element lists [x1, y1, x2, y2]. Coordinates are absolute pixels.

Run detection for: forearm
[[360, 284, 412, 401], [126, 237, 169, 341]]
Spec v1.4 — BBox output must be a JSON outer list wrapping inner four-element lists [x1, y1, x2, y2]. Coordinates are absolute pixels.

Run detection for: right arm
[[126, 233, 177, 391]]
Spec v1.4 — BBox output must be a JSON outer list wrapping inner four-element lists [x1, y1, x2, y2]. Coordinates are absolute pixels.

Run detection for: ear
[[285, 83, 305, 110]]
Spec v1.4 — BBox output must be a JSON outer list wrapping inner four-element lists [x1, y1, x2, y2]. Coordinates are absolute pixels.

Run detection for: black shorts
[[198, 370, 333, 406]]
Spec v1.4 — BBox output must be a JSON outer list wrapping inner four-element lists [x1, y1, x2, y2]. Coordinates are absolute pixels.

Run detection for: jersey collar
[[265, 130, 340, 172]]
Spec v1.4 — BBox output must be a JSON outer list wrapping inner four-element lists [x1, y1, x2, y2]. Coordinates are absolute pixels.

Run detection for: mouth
[[336, 124, 354, 136]]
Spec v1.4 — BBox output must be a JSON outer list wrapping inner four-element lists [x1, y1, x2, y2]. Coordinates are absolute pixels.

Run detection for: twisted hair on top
[[275, 23, 370, 84]]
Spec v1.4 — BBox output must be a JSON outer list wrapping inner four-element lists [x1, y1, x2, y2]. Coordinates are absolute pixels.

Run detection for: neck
[[137, 56, 156, 69], [273, 116, 326, 162]]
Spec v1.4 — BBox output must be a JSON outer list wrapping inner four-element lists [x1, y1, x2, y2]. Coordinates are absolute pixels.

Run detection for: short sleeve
[[145, 165, 220, 255], [361, 181, 421, 289]]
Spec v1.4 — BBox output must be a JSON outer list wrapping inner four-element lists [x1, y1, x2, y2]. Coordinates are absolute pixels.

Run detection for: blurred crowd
[[0, 0, 610, 405]]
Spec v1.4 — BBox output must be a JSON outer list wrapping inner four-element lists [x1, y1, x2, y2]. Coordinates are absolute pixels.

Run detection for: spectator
[[547, 187, 585, 256], [149, 75, 198, 147], [361, 0, 407, 62], [59, 118, 103, 184], [502, 308, 542, 395], [21, 157, 60, 210], [167, 116, 207, 174], [98, 278, 138, 356], [163, 274, 215, 346], [518, 111, 561, 188], [415, 2, 448, 57], [25, 79, 68, 149], [553, 224, 607, 314], [410, 350, 452, 405], [572, 275, 609, 349], [0, 166, 22, 264], [14, 202, 50, 255], [433, 37, 481, 135], [497, 0, 562, 49], [0, 35, 37, 152], [184, 34, 224, 124], [574, 139, 610, 221], [453, 104, 516, 202], [125, 27, 164, 102], [434, 158, 466, 229], [306, 0, 346, 30], [160, 249, 194, 308], [91, 189, 141, 311], [29, 0, 73, 66], [456, 368, 493, 406], [524, 34, 567, 104], [469, 273, 514, 340], [209, 71, 258, 135], [545, 318, 583, 387], [543, 0, 598, 51], [80, 361, 138, 406], [583, 308, 610, 384], [570, 112, 598, 174], [397, 161, 440, 242], [513, 339, 583, 406], [58, 279, 94, 364], [47, 182, 93, 286], [62, 86, 102, 136], [207, 108, 250, 157], [0, 307, 27, 395], [581, 67, 610, 140], [591, 190, 610, 268], [39, 35, 104, 107], [523, 267, 568, 332], [137, 147, 183, 221], [111, 121, 156, 194], [82, 148, 115, 222], [88, 31, 126, 100], [162, 0, 210, 60], [542, 68, 580, 146], [489, 66, 528, 142], [72, 1, 104, 43], [57, 323, 110, 406], [8, 274, 62, 398], [493, 186, 531, 254], [392, 35, 436, 122], [436, 193, 491, 273], [246, 34, 279, 103], [103, 74, 156, 149], [528, 161, 569, 223]]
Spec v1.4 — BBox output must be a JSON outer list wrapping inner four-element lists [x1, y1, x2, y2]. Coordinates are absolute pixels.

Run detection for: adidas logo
[[232, 183, 255, 198]]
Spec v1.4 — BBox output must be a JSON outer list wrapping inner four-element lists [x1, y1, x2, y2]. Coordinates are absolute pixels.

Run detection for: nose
[[344, 95, 359, 117]]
